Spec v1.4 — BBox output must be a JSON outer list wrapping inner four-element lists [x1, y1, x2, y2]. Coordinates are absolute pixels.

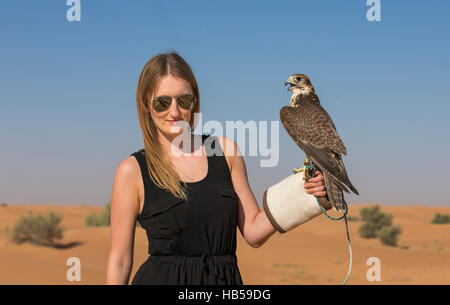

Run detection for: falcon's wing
[[280, 102, 359, 195]]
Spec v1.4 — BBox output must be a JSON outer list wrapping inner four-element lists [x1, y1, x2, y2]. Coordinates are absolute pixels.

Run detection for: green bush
[[360, 205, 392, 226], [358, 220, 379, 238], [358, 205, 402, 247], [358, 205, 393, 238], [360, 205, 380, 221], [84, 202, 141, 228], [377, 225, 402, 246], [104, 202, 111, 224], [11, 211, 63, 246], [347, 216, 359, 221], [84, 202, 110, 227], [431, 213, 450, 224]]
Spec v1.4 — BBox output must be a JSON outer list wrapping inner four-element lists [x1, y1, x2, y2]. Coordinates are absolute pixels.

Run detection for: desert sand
[[0, 204, 449, 285]]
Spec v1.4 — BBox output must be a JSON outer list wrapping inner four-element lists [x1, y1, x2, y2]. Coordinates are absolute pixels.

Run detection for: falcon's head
[[285, 73, 316, 106], [285, 74, 314, 93]]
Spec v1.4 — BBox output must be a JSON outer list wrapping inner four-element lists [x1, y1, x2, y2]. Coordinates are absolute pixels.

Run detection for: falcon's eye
[[295, 77, 302, 82]]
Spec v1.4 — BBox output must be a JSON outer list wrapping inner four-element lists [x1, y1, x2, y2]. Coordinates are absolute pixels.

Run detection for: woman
[[105, 52, 328, 285]]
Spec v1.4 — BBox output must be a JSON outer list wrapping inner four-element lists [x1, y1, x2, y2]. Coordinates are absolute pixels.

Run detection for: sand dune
[[0, 204, 449, 284]]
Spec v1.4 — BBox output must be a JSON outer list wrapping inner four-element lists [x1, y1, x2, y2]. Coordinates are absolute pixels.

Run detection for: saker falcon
[[280, 73, 359, 212]]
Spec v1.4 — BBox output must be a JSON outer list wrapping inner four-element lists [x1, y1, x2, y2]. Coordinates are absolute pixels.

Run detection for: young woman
[[105, 52, 328, 285]]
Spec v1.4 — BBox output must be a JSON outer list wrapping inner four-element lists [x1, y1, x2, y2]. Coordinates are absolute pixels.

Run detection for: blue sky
[[1, 0, 449, 207]]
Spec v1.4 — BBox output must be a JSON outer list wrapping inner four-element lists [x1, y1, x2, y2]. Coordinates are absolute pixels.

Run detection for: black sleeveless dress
[[130, 134, 244, 285]]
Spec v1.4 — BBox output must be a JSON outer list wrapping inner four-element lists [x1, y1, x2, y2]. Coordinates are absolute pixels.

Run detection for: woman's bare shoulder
[[215, 136, 242, 158], [214, 136, 243, 174], [111, 155, 142, 214], [115, 155, 141, 181]]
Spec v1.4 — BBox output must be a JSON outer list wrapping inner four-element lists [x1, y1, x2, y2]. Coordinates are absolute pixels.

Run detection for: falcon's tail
[[324, 173, 347, 212], [337, 158, 359, 195]]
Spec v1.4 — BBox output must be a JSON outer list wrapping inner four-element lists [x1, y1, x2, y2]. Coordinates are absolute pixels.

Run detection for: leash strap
[[306, 163, 352, 285]]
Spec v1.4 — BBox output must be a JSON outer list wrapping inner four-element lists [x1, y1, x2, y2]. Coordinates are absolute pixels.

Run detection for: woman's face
[[149, 74, 194, 140]]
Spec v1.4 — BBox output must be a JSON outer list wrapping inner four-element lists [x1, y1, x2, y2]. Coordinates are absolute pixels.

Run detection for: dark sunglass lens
[[177, 95, 195, 110], [153, 96, 171, 111]]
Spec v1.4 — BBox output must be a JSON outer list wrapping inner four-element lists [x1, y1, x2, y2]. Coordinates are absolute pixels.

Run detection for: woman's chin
[[160, 127, 185, 140], [168, 121, 191, 135], [169, 126, 184, 135]]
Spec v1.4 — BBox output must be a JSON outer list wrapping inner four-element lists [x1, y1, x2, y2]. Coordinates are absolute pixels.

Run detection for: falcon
[[280, 73, 359, 212]]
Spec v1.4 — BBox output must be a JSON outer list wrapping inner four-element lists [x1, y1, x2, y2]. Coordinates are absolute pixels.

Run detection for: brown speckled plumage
[[281, 73, 359, 211]]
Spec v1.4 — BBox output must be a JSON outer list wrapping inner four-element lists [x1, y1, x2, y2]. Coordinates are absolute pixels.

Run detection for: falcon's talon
[[292, 167, 304, 174], [303, 157, 314, 181], [293, 165, 308, 181]]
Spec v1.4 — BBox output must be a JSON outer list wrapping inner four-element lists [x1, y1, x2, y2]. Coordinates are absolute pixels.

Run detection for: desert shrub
[[377, 225, 402, 246], [360, 205, 380, 221], [360, 205, 392, 226], [84, 213, 108, 227], [431, 213, 450, 224], [103, 201, 111, 224], [358, 205, 393, 238], [358, 205, 402, 247], [347, 216, 359, 221], [11, 211, 63, 246], [85, 202, 142, 228], [84, 202, 110, 227], [359, 220, 379, 238]]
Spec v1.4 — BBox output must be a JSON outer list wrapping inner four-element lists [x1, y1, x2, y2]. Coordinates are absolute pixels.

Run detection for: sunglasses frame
[[151, 94, 197, 112]]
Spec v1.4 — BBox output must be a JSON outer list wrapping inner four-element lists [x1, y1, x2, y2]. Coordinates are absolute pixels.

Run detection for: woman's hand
[[304, 170, 327, 197]]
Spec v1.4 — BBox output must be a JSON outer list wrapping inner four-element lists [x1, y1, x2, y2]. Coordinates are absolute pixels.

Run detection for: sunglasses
[[151, 94, 196, 112]]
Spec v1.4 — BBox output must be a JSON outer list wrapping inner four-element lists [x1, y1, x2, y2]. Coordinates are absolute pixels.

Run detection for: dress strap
[[130, 149, 148, 179], [201, 135, 234, 189]]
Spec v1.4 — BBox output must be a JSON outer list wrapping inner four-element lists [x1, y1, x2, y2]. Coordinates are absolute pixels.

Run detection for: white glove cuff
[[263, 172, 323, 233]]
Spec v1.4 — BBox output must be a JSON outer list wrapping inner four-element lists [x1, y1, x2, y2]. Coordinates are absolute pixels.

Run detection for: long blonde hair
[[136, 52, 200, 199]]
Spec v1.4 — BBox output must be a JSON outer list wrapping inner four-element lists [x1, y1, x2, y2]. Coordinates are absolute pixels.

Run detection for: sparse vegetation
[[11, 211, 63, 247], [84, 201, 142, 228], [358, 205, 402, 247], [360, 205, 392, 226], [359, 220, 381, 238], [347, 216, 359, 221], [84, 202, 111, 227], [0, 202, 8, 207], [431, 213, 450, 224], [358, 205, 392, 238], [377, 225, 402, 247]]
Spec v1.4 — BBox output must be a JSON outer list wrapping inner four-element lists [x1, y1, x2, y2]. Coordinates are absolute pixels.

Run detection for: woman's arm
[[218, 136, 327, 248], [106, 157, 141, 284]]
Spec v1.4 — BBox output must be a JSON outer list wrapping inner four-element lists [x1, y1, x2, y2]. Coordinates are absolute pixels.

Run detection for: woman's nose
[[168, 97, 181, 116]]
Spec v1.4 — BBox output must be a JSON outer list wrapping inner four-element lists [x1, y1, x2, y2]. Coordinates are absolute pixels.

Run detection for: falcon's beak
[[285, 78, 296, 91]]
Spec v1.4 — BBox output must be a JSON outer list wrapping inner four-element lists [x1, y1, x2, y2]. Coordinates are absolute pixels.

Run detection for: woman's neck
[[158, 132, 199, 157]]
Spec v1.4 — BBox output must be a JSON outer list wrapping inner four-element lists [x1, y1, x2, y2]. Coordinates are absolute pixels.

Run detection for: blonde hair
[[136, 52, 200, 199]]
